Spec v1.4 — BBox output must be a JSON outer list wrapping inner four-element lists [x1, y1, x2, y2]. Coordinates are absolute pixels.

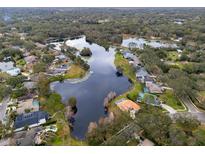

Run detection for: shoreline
[[64, 70, 93, 84], [50, 70, 93, 90]]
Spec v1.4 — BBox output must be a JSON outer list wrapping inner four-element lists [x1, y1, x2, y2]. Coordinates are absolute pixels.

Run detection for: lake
[[50, 36, 131, 139], [122, 37, 178, 49]]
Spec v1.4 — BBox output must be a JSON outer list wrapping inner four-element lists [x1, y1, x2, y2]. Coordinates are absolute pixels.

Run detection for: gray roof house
[[123, 52, 135, 60], [0, 61, 14, 72], [136, 67, 149, 77], [136, 67, 149, 83], [0, 61, 21, 76], [24, 55, 37, 64], [23, 81, 37, 90], [14, 111, 49, 132]]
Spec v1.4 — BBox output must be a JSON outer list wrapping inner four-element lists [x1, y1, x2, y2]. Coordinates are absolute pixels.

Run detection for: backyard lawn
[[114, 52, 142, 101], [167, 51, 179, 62], [64, 64, 86, 79], [159, 90, 185, 111]]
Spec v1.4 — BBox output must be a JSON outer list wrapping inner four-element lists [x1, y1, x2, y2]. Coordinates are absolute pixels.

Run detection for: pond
[[122, 37, 178, 49], [50, 36, 131, 139]]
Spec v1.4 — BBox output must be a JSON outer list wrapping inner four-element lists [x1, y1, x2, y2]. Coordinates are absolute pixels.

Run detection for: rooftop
[[6, 68, 21, 76], [14, 111, 49, 130], [115, 99, 141, 112], [145, 82, 163, 94], [136, 67, 149, 77], [0, 61, 14, 72], [24, 55, 37, 64]]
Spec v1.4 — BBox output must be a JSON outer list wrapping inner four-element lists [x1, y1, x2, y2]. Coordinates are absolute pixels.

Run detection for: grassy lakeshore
[[111, 52, 142, 107], [64, 64, 86, 79], [49, 64, 87, 82], [114, 51, 142, 95], [40, 93, 87, 145]]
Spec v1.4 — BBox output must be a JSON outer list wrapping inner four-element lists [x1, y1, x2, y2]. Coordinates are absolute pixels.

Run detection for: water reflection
[[51, 36, 131, 139]]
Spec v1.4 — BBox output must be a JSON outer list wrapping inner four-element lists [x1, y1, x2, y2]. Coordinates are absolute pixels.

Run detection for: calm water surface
[[122, 37, 178, 49], [50, 37, 131, 139]]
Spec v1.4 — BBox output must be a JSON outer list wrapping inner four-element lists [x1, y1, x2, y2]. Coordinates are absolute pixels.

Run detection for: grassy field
[[64, 64, 86, 79], [159, 90, 185, 111]]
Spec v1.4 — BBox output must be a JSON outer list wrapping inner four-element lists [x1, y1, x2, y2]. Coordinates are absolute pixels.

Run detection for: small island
[[80, 47, 92, 57]]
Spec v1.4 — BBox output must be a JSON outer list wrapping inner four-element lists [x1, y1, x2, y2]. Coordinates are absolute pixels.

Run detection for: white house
[[0, 61, 21, 76], [0, 61, 14, 72], [6, 68, 21, 76]]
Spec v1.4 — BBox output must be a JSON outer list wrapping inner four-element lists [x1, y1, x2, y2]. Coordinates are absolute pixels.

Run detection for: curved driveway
[[179, 97, 205, 123]]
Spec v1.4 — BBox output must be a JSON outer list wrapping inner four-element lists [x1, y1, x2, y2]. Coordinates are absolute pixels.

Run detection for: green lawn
[[114, 52, 136, 80], [159, 90, 185, 111], [49, 64, 87, 82], [114, 52, 142, 100], [64, 64, 86, 79], [143, 93, 156, 104], [109, 51, 142, 114], [167, 51, 179, 62], [16, 59, 26, 67]]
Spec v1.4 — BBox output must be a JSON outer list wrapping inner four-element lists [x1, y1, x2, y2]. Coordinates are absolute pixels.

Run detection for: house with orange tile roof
[[115, 99, 140, 112], [115, 99, 141, 119]]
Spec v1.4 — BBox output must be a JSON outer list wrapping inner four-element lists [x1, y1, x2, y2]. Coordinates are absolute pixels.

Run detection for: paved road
[[180, 97, 205, 123], [0, 97, 10, 122], [181, 97, 200, 113]]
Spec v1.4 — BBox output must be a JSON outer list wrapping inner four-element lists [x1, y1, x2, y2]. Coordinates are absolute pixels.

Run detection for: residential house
[[6, 68, 21, 76], [55, 55, 67, 60], [23, 52, 30, 57], [24, 55, 37, 64], [0, 61, 21, 76], [115, 99, 141, 119], [136, 67, 149, 83], [145, 82, 163, 94], [144, 76, 154, 83], [24, 55, 37, 73], [23, 81, 37, 90], [3, 56, 12, 62], [14, 111, 49, 132], [0, 61, 14, 72], [53, 54, 68, 64], [123, 51, 135, 60]]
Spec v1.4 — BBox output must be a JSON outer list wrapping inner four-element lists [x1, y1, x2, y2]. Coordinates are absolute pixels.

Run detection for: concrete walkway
[[161, 104, 177, 114]]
